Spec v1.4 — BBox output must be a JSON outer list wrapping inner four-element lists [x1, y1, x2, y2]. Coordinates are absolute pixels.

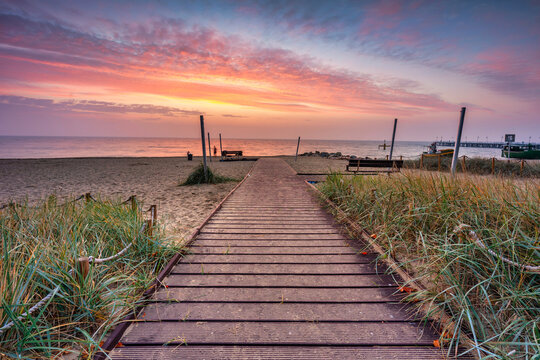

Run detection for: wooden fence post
[[131, 195, 137, 212], [491, 157, 495, 175], [420, 154, 424, 169], [520, 160, 524, 175], [77, 257, 90, 280], [461, 156, 467, 173], [150, 205, 157, 224], [437, 154, 441, 171], [145, 219, 153, 237]]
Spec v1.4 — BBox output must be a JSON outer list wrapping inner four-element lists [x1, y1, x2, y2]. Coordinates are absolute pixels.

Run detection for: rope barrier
[[0, 202, 21, 210], [0, 221, 148, 334], [0, 285, 60, 335], [121, 195, 135, 205], [454, 224, 540, 272], [88, 243, 133, 264], [87, 222, 146, 264]]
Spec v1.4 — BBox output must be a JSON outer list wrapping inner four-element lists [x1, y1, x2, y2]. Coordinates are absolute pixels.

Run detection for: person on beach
[[213, 146, 217, 156]]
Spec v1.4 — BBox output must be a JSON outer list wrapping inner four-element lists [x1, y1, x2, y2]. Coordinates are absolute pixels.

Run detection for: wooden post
[[389, 118, 397, 160], [491, 157, 495, 175], [520, 159, 524, 175], [420, 154, 424, 169], [85, 193, 91, 202], [145, 219, 153, 237], [386, 155, 389, 160], [451, 107, 466, 175], [131, 195, 137, 212], [461, 156, 467, 173], [200, 115, 208, 182], [219, 133, 223, 160], [150, 205, 157, 224], [207, 132, 212, 162], [77, 257, 90, 280], [295, 136, 301, 161], [437, 154, 441, 171]]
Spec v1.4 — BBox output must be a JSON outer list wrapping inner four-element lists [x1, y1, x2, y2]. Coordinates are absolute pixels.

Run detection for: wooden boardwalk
[[109, 158, 445, 359]]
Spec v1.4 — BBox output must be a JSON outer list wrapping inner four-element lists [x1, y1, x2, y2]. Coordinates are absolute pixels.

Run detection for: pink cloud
[[0, 12, 457, 116]]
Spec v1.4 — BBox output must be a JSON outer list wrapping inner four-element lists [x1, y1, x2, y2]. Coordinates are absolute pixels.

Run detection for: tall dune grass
[[0, 196, 180, 359], [319, 171, 539, 359], [404, 156, 540, 177]]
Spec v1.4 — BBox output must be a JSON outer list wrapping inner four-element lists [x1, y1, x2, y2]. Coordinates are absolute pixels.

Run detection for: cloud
[[0, 11, 458, 116], [0, 95, 201, 117]]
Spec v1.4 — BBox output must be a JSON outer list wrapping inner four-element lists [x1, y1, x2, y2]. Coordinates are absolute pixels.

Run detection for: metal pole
[[450, 107, 466, 175], [219, 133, 223, 160], [208, 132, 212, 162], [200, 115, 208, 181], [389, 118, 397, 160], [295, 136, 301, 161]]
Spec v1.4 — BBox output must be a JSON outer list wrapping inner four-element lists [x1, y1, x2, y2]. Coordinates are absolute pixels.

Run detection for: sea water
[[0, 136, 504, 159]]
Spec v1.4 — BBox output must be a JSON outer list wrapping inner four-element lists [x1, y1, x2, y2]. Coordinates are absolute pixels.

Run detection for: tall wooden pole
[[389, 118, 397, 160], [219, 133, 223, 160], [295, 136, 301, 161], [208, 132, 212, 162], [450, 107, 466, 175], [200, 115, 208, 181]]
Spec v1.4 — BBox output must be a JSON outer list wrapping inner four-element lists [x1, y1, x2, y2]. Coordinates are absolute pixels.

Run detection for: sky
[[0, 0, 539, 141]]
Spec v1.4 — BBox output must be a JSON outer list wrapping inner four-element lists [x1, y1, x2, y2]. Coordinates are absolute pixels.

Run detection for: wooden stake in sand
[[295, 136, 301, 161], [208, 132, 212, 162], [200, 115, 208, 182], [451, 107, 466, 175], [389, 118, 397, 160], [219, 133, 223, 160]]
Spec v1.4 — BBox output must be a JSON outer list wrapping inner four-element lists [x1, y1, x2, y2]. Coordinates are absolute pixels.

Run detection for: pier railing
[[435, 141, 540, 149]]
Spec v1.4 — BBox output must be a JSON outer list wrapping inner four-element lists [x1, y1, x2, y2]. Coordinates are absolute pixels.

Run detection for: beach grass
[[404, 156, 540, 177], [319, 171, 539, 359], [181, 163, 238, 185], [0, 196, 180, 358]]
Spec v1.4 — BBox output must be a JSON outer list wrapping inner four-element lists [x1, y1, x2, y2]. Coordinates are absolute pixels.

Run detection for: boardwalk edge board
[[93, 163, 256, 359]]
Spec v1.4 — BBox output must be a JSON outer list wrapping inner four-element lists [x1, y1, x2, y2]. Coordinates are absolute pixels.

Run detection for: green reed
[[0, 196, 180, 359], [320, 172, 539, 359]]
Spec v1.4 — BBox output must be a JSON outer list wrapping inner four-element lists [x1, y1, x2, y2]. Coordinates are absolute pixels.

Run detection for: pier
[[104, 158, 453, 359], [435, 141, 540, 149]]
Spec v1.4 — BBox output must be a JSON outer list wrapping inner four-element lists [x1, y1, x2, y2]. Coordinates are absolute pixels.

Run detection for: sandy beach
[[0, 157, 254, 242], [2, 155, 536, 242]]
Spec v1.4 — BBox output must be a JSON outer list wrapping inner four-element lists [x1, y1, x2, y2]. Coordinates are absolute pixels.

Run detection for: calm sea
[[0, 136, 504, 159]]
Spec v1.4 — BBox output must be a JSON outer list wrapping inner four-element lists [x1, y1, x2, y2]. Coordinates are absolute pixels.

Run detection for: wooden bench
[[346, 159, 403, 173], [222, 150, 243, 157]]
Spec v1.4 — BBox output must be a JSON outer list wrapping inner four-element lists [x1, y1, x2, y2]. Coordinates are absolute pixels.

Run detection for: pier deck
[[109, 158, 446, 359]]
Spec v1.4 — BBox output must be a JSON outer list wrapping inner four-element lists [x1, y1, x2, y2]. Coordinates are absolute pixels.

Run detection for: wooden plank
[[208, 220, 333, 225], [153, 287, 403, 303], [164, 274, 396, 287], [140, 302, 416, 321], [110, 345, 449, 360], [171, 263, 382, 274], [200, 229, 339, 234], [203, 224, 336, 229], [187, 246, 359, 254], [181, 254, 375, 264], [120, 321, 438, 345], [196, 233, 347, 240], [193, 240, 350, 247]]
